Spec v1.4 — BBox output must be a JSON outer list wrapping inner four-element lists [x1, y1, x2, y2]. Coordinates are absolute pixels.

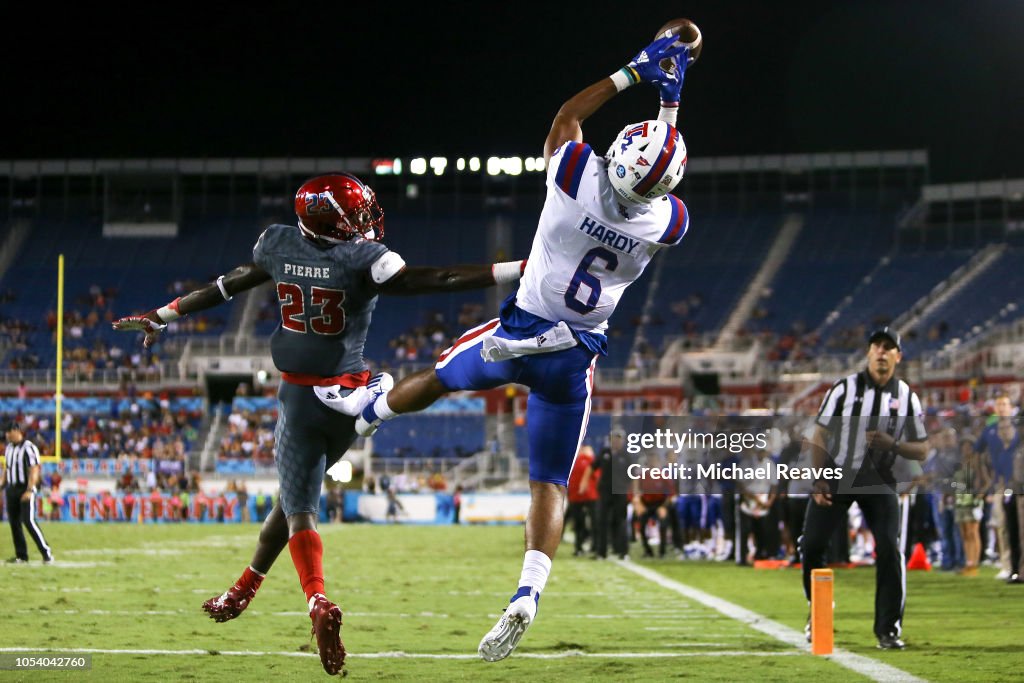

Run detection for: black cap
[[868, 326, 901, 351], [3, 420, 21, 433]]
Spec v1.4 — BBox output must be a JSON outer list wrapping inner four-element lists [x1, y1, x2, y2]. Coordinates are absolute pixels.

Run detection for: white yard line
[[0, 647, 800, 660], [615, 560, 925, 683], [11, 608, 727, 623]]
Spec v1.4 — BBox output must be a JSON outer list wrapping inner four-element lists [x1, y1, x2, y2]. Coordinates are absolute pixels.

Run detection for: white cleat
[[354, 413, 380, 437], [352, 373, 394, 436], [478, 593, 537, 662]]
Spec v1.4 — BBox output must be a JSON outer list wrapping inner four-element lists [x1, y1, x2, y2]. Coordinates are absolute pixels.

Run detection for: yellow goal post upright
[[41, 254, 64, 464]]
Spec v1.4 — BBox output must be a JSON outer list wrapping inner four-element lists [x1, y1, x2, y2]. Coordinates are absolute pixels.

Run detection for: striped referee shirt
[[4, 438, 41, 487], [816, 370, 927, 475]]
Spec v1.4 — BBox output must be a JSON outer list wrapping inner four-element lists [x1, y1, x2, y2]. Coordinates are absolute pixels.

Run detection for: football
[[655, 17, 702, 70]]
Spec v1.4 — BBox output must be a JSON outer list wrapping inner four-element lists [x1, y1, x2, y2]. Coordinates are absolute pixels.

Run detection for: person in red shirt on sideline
[[567, 445, 599, 556]]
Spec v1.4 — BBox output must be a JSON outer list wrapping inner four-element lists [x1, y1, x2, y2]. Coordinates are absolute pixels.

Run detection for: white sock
[[518, 550, 552, 593], [370, 392, 397, 421]]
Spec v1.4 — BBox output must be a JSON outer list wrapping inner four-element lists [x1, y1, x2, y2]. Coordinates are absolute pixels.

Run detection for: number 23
[[277, 283, 346, 335]]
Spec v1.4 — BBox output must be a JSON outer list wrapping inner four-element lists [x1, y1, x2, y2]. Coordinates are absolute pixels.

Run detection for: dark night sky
[[4, 1, 1022, 183]]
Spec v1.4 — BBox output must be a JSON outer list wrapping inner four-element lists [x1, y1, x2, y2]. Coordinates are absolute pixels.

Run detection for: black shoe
[[877, 633, 905, 650], [1007, 573, 1022, 584], [6, 557, 27, 564]]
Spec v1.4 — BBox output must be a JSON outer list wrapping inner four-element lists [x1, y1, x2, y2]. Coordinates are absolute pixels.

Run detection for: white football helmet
[[606, 120, 687, 205]]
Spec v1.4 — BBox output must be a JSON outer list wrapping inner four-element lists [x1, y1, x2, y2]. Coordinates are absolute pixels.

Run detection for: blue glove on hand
[[653, 48, 690, 104], [624, 35, 690, 94]]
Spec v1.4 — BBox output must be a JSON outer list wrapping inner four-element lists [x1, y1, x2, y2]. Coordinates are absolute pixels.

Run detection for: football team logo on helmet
[[294, 173, 384, 243], [619, 122, 649, 154], [606, 120, 687, 206]]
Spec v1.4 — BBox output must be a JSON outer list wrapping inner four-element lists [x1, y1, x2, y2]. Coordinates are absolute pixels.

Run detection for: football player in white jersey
[[318, 33, 693, 662]]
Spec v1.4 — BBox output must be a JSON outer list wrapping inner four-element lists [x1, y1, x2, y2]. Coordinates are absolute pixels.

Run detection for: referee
[[801, 327, 926, 650], [2, 421, 54, 563]]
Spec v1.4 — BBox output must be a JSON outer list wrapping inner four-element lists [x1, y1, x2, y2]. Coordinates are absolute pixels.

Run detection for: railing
[[184, 335, 272, 356], [0, 364, 184, 388]]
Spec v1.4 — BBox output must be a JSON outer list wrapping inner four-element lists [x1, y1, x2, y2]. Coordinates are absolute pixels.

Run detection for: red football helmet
[[294, 173, 384, 242]]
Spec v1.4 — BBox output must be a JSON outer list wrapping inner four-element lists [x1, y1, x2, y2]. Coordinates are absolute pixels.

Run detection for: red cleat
[[309, 593, 346, 675], [202, 583, 258, 622]]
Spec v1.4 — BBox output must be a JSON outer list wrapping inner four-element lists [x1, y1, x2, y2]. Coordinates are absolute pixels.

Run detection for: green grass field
[[0, 524, 1019, 682]]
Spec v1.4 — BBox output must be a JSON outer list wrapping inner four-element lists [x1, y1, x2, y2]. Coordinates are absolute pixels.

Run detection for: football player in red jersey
[[115, 173, 524, 675]]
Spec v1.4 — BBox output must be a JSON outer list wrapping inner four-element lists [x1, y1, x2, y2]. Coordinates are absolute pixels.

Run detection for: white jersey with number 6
[[515, 141, 690, 334]]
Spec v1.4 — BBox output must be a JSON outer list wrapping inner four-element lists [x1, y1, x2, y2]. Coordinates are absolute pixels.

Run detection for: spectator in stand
[[925, 428, 964, 571], [776, 426, 806, 563], [237, 481, 250, 523], [325, 488, 342, 523], [453, 484, 463, 524], [738, 446, 779, 562], [953, 432, 991, 576], [633, 452, 678, 559], [566, 445, 598, 556], [974, 394, 1020, 582], [591, 430, 630, 561]]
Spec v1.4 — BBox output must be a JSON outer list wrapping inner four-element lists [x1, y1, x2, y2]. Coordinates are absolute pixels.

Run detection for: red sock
[[288, 529, 325, 604], [236, 566, 265, 594]]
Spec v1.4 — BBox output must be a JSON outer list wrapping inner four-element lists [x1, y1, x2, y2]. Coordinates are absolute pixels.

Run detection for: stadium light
[[456, 157, 466, 171], [486, 157, 502, 176], [469, 157, 481, 172], [410, 158, 427, 175], [504, 157, 523, 176], [393, 158, 403, 175], [524, 157, 536, 172], [371, 159, 396, 175], [430, 157, 447, 176]]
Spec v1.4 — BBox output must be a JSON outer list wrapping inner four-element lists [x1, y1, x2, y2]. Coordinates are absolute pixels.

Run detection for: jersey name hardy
[[577, 216, 640, 255], [283, 263, 331, 279]]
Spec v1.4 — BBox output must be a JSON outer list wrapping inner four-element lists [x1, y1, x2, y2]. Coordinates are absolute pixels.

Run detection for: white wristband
[[609, 66, 640, 93], [156, 297, 182, 323], [216, 275, 232, 301], [658, 102, 679, 126], [492, 260, 525, 284]]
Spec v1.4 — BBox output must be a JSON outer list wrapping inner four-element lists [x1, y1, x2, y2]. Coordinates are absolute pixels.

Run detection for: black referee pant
[[5, 486, 53, 562], [801, 492, 904, 639], [593, 496, 628, 559]]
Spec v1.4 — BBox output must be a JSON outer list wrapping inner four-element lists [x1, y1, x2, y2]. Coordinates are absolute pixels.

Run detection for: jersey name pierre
[[283, 263, 331, 279], [577, 216, 641, 255]]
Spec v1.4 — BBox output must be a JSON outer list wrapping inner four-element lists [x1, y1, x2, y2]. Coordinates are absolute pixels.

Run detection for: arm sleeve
[[252, 228, 273, 272], [815, 380, 845, 430], [369, 250, 407, 285], [657, 195, 689, 247], [348, 239, 390, 275], [26, 441, 40, 466], [904, 392, 928, 442], [547, 141, 594, 200]]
